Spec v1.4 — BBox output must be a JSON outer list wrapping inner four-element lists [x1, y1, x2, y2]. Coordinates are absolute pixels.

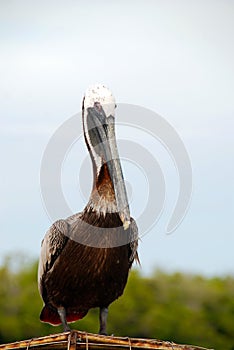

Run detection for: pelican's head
[[83, 84, 116, 120]]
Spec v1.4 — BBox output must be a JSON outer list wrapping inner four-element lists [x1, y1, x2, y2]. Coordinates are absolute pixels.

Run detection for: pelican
[[38, 84, 139, 334]]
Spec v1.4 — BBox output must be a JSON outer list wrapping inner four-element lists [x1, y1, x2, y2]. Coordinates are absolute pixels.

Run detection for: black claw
[[64, 325, 71, 332], [99, 331, 108, 336]]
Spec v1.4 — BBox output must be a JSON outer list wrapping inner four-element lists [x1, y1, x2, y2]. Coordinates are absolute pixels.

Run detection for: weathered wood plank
[[0, 331, 214, 350]]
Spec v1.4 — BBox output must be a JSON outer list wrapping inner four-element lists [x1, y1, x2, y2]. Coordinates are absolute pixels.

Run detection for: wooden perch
[[0, 330, 214, 350]]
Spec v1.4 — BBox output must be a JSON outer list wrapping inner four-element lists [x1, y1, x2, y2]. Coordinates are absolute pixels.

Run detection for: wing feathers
[[38, 219, 69, 291]]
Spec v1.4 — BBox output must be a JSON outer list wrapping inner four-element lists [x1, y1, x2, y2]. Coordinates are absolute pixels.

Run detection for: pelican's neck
[[86, 162, 118, 217]]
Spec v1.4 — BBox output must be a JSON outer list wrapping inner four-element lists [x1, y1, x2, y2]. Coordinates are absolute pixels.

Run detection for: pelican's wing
[[38, 219, 69, 294], [129, 218, 140, 265]]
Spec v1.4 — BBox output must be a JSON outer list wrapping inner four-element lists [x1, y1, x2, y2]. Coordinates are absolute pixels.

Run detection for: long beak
[[85, 105, 131, 229], [106, 116, 131, 230]]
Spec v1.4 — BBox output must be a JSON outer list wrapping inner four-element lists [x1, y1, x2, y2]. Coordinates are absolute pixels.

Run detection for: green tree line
[[0, 255, 233, 350]]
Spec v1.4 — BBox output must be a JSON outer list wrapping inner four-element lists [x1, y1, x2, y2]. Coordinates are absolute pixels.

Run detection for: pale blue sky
[[1, 0, 234, 275]]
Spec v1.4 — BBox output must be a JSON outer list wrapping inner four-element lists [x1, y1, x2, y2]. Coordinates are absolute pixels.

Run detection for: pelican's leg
[[99, 307, 108, 335], [58, 306, 71, 332]]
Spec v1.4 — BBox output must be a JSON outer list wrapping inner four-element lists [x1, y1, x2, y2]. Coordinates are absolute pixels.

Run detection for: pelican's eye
[[94, 101, 102, 112]]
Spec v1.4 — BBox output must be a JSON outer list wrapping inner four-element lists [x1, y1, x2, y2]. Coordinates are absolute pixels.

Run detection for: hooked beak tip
[[123, 221, 131, 230], [120, 214, 131, 230]]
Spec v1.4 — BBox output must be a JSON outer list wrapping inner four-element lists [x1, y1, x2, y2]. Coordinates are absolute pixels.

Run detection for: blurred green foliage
[[0, 254, 234, 350]]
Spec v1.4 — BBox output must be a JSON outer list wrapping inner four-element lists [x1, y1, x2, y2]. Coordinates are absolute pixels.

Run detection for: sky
[[1, 0, 234, 276]]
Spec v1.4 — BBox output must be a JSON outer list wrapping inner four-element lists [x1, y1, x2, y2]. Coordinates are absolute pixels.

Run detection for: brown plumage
[[38, 84, 139, 334]]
